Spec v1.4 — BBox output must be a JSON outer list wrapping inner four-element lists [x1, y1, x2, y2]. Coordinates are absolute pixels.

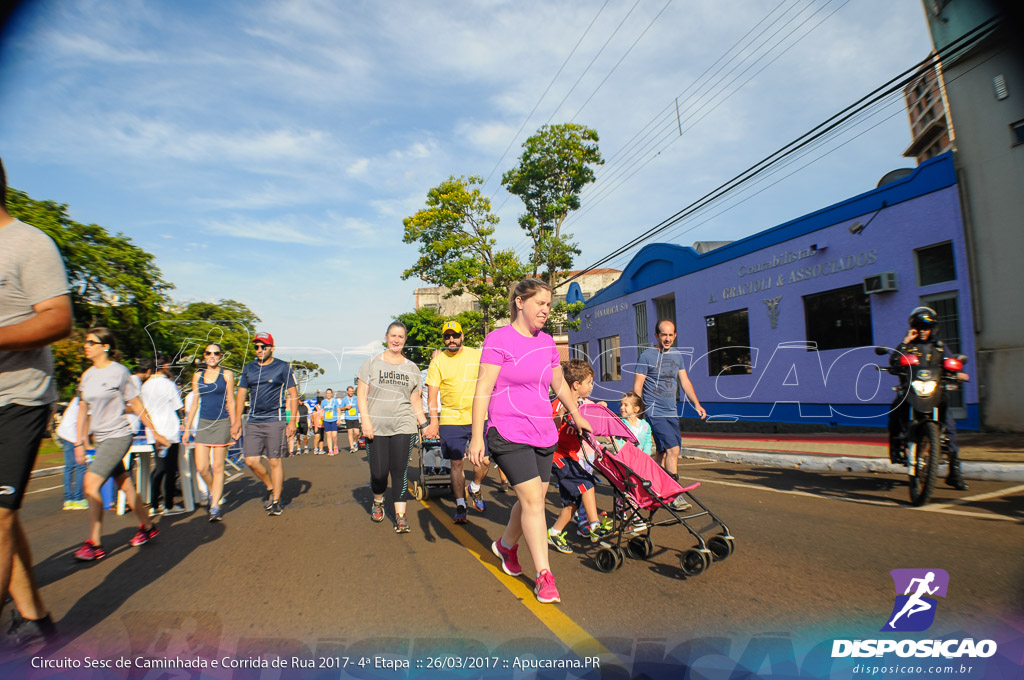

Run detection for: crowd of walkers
[[2, 156, 716, 652]]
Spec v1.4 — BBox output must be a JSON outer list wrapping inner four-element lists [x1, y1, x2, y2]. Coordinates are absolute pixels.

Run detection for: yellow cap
[[441, 321, 463, 334]]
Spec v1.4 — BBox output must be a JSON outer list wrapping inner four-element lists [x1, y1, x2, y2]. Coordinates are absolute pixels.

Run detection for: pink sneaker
[[491, 539, 522, 576], [534, 569, 560, 604]]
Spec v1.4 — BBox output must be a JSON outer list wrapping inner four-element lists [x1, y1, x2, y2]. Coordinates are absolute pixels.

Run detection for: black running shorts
[[486, 427, 555, 487], [0, 403, 51, 510]]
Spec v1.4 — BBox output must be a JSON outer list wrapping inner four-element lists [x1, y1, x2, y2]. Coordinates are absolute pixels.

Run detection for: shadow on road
[[36, 511, 225, 645], [696, 464, 907, 504]]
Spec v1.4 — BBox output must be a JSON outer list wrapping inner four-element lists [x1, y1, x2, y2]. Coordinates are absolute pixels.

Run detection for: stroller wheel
[[707, 535, 735, 562], [680, 548, 710, 576], [596, 548, 619, 573], [626, 536, 653, 560]]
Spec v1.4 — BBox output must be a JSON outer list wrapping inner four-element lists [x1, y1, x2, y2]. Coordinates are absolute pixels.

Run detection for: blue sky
[[0, 0, 933, 391]]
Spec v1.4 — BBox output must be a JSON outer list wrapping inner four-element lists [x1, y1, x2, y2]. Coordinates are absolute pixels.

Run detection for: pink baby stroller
[[573, 402, 735, 577]]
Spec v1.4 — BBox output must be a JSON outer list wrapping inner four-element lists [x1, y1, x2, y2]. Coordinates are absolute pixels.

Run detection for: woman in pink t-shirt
[[468, 279, 591, 605]]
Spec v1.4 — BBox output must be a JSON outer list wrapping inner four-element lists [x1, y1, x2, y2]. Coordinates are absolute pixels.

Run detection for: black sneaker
[[2, 610, 58, 653], [263, 489, 274, 511], [268, 501, 283, 516]]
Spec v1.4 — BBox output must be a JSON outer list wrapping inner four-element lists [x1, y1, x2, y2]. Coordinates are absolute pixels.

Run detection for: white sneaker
[[670, 497, 692, 512]]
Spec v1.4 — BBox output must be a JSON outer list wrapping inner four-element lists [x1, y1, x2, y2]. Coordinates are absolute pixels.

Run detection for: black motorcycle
[[874, 346, 967, 506]]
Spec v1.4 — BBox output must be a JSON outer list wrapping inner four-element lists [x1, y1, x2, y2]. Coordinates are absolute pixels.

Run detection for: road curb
[[682, 447, 1024, 482]]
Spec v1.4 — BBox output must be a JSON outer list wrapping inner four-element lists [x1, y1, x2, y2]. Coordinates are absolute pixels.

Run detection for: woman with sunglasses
[[73, 328, 165, 561], [356, 321, 428, 533], [184, 343, 238, 522]]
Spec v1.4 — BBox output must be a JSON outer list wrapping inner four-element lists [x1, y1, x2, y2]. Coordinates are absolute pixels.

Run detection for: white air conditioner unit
[[864, 271, 898, 294]]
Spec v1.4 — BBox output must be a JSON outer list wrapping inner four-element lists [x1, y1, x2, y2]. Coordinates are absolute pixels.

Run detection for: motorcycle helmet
[[909, 306, 938, 334]]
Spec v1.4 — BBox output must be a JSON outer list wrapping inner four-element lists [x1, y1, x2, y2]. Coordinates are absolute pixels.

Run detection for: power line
[[569, 0, 675, 122], [544, 0, 642, 127], [513, 0, 800, 264], [505, 0, 797, 264], [580, 0, 801, 185], [568, 0, 846, 227], [482, 0, 611, 189], [556, 16, 1001, 289]]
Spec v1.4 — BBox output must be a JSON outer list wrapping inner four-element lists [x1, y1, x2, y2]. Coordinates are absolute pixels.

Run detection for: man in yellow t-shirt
[[423, 321, 489, 524]]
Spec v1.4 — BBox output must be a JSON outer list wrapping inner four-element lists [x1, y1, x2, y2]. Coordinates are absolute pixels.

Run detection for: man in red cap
[[233, 332, 298, 516]]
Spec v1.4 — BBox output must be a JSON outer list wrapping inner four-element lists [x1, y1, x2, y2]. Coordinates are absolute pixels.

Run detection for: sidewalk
[[680, 432, 1024, 482]]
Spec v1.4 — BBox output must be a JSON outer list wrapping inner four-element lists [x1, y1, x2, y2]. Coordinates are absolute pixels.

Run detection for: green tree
[[394, 308, 487, 370], [452, 310, 485, 348], [7, 188, 175, 362], [395, 307, 446, 370], [50, 329, 91, 400], [500, 123, 603, 285], [164, 299, 261, 373], [402, 175, 524, 333], [288, 359, 326, 395]]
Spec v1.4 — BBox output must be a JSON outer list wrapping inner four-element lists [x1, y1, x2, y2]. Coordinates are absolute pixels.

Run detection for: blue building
[[569, 152, 978, 430]]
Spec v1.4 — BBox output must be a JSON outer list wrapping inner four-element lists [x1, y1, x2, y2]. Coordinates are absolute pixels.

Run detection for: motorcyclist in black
[[887, 306, 969, 491]]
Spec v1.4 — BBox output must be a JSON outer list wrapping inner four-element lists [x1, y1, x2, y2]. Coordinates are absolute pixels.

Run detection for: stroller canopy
[[577, 402, 638, 443]]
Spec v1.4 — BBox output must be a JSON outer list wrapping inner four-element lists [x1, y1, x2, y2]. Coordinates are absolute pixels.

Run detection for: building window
[[705, 309, 752, 376], [803, 285, 873, 351], [653, 294, 676, 339], [916, 242, 956, 286], [1012, 119, 1024, 146], [570, 342, 589, 361], [633, 302, 649, 356], [598, 335, 621, 382]]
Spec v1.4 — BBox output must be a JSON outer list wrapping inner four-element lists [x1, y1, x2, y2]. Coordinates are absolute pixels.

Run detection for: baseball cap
[[254, 331, 275, 346], [441, 321, 463, 335]]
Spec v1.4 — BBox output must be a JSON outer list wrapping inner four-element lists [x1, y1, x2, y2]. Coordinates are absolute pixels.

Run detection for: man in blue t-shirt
[[339, 385, 360, 453], [633, 319, 706, 492], [234, 331, 298, 517], [320, 388, 343, 455]]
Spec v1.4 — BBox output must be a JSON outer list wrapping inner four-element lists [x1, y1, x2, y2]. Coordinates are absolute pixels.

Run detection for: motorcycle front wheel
[[908, 421, 940, 506]]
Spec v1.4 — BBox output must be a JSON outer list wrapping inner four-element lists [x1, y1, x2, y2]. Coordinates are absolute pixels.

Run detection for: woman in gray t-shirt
[[72, 327, 167, 561], [356, 321, 427, 534]]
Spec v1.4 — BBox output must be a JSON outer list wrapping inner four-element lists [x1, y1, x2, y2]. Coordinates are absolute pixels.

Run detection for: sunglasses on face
[[443, 333, 461, 339], [204, 351, 222, 356], [83, 339, 101, 346], [254, 344, 269, 350]]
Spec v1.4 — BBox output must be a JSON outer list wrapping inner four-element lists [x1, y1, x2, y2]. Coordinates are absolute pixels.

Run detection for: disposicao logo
[[832, 569, 998, 659], [882, 568, 949, 632]]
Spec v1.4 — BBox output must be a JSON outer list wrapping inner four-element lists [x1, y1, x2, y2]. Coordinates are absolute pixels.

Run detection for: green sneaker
[[547, 529, 573, 554], [588, 522, 612, 543]]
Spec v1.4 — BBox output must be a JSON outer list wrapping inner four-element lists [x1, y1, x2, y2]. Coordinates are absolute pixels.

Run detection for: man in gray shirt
[[633, 319, 706, 509], [0, 158, 73, 651]]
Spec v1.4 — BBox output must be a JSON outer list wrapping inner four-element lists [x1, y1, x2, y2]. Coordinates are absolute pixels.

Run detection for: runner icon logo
[[881, 568, 949, 632]]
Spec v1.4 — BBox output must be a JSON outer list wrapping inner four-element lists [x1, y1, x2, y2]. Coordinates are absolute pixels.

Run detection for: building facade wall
[[925, 1, 1024, 430], [570, 154, 979, 430]]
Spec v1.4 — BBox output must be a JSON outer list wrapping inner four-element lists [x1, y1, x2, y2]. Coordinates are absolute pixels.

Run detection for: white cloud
[[346, 158, 370, 177], [453, 119, 519, 156], [204, 216, 322, 246], [43, 32, 163, 63]]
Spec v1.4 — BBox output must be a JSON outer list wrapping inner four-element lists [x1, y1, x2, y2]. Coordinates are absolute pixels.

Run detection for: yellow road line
[[419, 497, 618, 662]]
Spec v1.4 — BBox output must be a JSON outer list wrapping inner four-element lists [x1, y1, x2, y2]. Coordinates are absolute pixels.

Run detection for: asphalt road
[[8, 448, 1024, 676]]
